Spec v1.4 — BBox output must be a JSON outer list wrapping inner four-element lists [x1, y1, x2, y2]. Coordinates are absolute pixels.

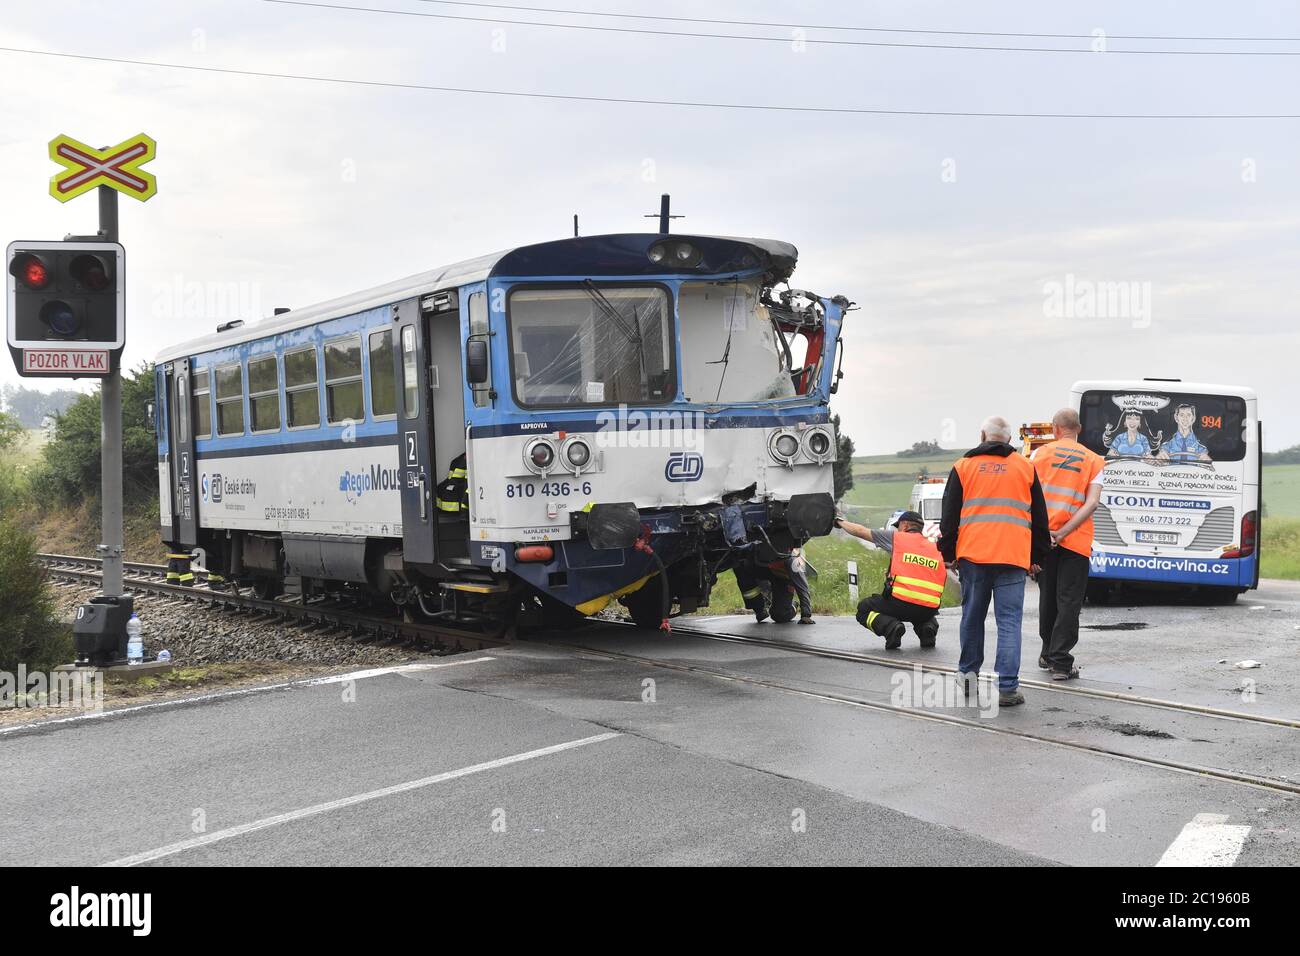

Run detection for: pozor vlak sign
[[6, 239, 125, 377]]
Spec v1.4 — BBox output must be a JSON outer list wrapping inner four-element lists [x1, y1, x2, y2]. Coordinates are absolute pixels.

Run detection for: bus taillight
[[1222, 510, 1258, 559]]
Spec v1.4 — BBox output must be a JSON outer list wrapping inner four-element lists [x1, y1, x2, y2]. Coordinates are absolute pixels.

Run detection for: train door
[[165, 359, 198, 547], [394, 297, 436, 566]]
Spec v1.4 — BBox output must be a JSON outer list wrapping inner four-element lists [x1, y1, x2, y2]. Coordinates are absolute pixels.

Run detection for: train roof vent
[[216, 319, 245, 333], [274, 307, 292, 315]]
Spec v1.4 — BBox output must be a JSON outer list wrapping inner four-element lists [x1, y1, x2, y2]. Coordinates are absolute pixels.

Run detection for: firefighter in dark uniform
[[836, 510, 946, 649], [733, 548, 815, 625], [435, 452, 470, 517]]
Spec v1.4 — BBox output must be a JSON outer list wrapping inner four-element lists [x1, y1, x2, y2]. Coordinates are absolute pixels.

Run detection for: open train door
[[394, 297, 436, 567], [164, 359, 198, 547]]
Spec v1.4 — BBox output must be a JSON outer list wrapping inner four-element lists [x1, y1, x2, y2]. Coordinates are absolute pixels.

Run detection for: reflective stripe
[[436, 499, 460, 512], [177, 573, 194, 582], [167, 553, 191, 560], [166, 572, 179, 580], [960, 514, 1031, 529], [1042, 483, 1085, 502], [741, 587, 761, 599], [865, 611, 879, 628], [894, 575, 944, 594], [892, 585, 942, 607], [963, 497, 1030, 511], [448, 468, 467, 478], [1048, 503, 1080, 516]]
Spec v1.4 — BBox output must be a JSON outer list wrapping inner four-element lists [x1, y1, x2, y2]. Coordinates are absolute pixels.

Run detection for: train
[[153, 232, 850, 632]]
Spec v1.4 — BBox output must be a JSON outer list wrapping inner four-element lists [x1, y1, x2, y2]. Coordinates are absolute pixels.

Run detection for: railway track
[[557, 621, 1300, 798], [37, 554, 509, 653], [659, 621, 1300, 730]]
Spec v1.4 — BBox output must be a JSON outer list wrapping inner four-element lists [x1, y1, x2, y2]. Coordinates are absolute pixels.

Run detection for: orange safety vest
[[887, 531, 947, 608], [1033, 438, 1104, 557], [952, 452, 1036, 570]]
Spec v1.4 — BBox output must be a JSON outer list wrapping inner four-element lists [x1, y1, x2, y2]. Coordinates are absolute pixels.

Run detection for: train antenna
[[574, 214, 579, 237], [644, 193, 683, 234]]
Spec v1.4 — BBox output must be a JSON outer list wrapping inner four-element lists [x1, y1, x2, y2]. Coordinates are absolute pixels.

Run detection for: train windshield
[[679, 280, 797, 404], [508, 285, 675, 407]]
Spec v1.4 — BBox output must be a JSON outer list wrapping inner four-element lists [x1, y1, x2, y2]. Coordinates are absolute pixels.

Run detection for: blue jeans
[[956, 560, 1027, 692]]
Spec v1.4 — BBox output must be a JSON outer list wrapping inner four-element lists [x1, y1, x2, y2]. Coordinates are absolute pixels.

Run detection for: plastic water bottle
[[126, 613, 143, 665]]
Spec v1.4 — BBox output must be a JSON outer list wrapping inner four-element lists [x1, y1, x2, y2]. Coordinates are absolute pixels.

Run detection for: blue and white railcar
[[155, 233, 849, 629]]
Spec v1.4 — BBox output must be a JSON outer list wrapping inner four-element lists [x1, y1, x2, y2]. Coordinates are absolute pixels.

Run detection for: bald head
[[980, 416, 1012, 443], [1052, 408, 1082, 437]]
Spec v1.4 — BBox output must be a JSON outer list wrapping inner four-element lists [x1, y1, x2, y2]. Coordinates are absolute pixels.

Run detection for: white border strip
[[0, 658, 494, 736], [1155, 813, 1250, 867], [102, 732, 621, 866]]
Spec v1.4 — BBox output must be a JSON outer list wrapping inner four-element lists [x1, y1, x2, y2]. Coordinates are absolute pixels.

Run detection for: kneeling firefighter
[[836, 510, 946, 649]]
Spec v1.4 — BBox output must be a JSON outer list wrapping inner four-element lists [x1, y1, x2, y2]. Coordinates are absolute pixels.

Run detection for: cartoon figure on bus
[[1157, 403, 1213, 463], [1103, 408, 1162, 460]]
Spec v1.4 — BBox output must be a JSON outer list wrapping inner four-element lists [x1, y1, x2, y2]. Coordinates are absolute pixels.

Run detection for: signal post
[[6, 133, 156, 662]]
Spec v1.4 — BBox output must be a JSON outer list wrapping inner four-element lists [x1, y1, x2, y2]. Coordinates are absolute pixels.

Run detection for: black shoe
[[884, 622, 906, 649], [914, 621, 939, 649], [1038, 655, 1052, 671], [799, 616, 815, 625], [1051, 667, 1080, 681], [753, 609, 769, 623], [998, 691, 1026, 707]]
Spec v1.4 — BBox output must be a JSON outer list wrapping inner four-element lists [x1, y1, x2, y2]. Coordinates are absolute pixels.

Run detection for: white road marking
[[101, 732, 621, 866], [1155, 813, 1251, 867], [0, 657, 494, 736]]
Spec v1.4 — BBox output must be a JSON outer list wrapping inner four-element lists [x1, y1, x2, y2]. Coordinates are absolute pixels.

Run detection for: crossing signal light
[[7, 240, 125, 368], [10, 253, 51, 290]]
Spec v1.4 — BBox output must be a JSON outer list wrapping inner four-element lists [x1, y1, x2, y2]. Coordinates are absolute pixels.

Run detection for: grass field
[[843, 450, 1300, 581], [702, 531, 961, 618]]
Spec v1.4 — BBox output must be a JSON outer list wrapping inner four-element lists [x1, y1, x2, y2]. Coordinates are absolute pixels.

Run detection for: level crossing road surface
[[2, 580, 1297, 867]]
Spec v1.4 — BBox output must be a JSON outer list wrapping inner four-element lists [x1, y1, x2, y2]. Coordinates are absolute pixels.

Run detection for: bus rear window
[[1079, 390, 1248, 463]]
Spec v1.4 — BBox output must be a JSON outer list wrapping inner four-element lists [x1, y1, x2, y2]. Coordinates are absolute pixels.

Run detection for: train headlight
[[563, 438, 592, 470], [769, 430, 801, 466], [524, 438, 557, 474], [802, 427, 834, 463], [648, 240, 702, 269]]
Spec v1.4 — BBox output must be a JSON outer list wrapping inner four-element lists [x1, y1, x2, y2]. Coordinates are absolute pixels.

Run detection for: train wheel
[[252, 575, 281, 600]]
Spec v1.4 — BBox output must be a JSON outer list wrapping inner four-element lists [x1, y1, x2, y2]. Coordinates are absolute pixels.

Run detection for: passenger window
[[324, 335, 364, 424], [284, 346, 320, 429], [368, 329, 396, 419], [215, 364, 244, 436], [192, 368, 211, 439], [248, 354, 281, 433], [469, 291, 490, 408], [401, 324, 419, 419], [176, 373, 189, 444]]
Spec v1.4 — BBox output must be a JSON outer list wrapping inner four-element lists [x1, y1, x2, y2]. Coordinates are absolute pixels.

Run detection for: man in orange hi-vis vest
[[939, 416, 1051, 707], [1031, 408, 1105, 681], [837, 510, 946, 649]]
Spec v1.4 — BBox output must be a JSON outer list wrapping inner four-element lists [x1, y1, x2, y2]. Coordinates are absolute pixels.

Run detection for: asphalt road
[[2, 579, 1296, 867]]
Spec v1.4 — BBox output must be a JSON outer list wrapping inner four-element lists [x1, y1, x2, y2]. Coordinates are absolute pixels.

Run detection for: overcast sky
[[2, 0, 1297, 453]]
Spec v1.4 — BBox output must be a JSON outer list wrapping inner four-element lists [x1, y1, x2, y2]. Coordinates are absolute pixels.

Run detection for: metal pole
[[658, 194, 670, 234], [97, 185, 123, 598]]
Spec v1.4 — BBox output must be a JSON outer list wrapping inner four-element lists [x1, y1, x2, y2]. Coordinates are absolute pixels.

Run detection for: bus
[[1071, 379, 1260, 603]]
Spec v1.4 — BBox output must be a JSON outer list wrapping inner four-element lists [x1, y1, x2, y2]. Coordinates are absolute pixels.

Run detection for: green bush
[[0, 516, 73, 673], [40, 363, 157, 504]]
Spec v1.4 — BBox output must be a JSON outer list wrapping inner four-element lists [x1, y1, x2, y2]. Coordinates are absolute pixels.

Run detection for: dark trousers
[[1038, 546, 1090, 672], [857, 592, 938, 638]]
